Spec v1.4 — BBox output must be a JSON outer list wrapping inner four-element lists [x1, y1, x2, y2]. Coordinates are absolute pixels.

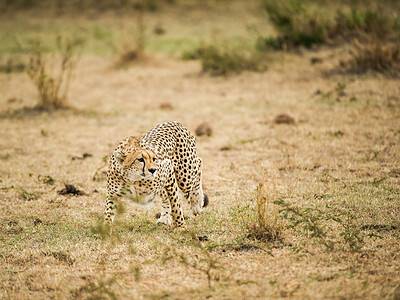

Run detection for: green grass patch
[[183, 45, 267, 76], [0, 20, 115, 55], [0, 221, 98, 254]]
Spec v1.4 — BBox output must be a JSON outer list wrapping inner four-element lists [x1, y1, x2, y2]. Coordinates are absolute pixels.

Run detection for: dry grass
[[0, 2, 400, 299]]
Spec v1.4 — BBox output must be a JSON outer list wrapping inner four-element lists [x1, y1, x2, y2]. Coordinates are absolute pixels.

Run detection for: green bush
[[332, 8, 400, 41], [198, 46, 267, 76], [260, 0, 400, 50], [183, 45, 267, 76], [343, 40, 400, 77], [261, 0, 331, 49]]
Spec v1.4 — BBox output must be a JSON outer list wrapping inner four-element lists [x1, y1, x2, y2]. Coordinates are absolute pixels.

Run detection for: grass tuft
[[16, 187, 39, 201], [247, 183, 284, 243]]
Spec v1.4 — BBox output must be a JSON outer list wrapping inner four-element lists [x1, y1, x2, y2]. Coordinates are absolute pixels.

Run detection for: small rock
[[40, 129, 49, 137], [274, 114, 295, 125], [195, 122, 212, 137], [313, 89, 322, 96], [7, 97, 22, 104], [57, 184, 85, 196], [332, 130, 344, 137], [220, 145, 232, 151], [153, 24, 166, 35], [159, 102, 173, 110]]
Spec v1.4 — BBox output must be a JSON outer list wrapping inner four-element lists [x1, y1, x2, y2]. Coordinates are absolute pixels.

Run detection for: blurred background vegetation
[[0, 0, 399, 109]]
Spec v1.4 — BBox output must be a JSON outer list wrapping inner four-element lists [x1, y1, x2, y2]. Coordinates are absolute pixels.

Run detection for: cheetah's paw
[[156, 213, 173, 226]]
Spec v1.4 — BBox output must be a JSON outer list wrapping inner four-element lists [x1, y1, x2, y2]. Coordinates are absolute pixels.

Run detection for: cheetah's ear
[[127, 136, 140, 147], [114, 151, 126, 164], [117, 136, 141, 168]]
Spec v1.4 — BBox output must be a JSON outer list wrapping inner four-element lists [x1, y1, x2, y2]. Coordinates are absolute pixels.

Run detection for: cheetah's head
[[120, 137, 158, 181]]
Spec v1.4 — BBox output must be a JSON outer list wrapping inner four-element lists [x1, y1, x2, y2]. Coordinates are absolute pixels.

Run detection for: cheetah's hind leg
[[189, 157, 209, 216]]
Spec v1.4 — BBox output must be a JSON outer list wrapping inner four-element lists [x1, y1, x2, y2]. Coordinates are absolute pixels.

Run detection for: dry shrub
[[27, 37, 82, 110], [343, 40, 400, 77], [115, 7, 147, 67], [247, 183, 283, 243]]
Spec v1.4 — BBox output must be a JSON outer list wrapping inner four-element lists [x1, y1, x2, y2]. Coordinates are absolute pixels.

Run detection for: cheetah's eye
[[138, 157, 144, 163]]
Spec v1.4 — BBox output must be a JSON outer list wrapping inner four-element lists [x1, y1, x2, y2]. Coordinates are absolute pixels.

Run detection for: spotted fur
[[105, 121, 208, 227]]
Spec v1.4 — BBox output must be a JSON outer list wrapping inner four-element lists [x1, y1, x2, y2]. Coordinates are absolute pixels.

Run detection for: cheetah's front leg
[[104, 171, 124, 224], [156, 188, 173, 226]]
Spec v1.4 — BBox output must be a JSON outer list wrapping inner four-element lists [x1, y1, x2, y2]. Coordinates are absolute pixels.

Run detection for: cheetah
[[105, 121, 209, 227]]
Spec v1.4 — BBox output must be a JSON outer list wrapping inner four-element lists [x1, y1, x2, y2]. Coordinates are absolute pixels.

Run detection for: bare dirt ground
[[0, 3, 400, 299]]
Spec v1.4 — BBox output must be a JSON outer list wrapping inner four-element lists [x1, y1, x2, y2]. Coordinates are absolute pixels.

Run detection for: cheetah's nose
[[149, 168, 157, 175]]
